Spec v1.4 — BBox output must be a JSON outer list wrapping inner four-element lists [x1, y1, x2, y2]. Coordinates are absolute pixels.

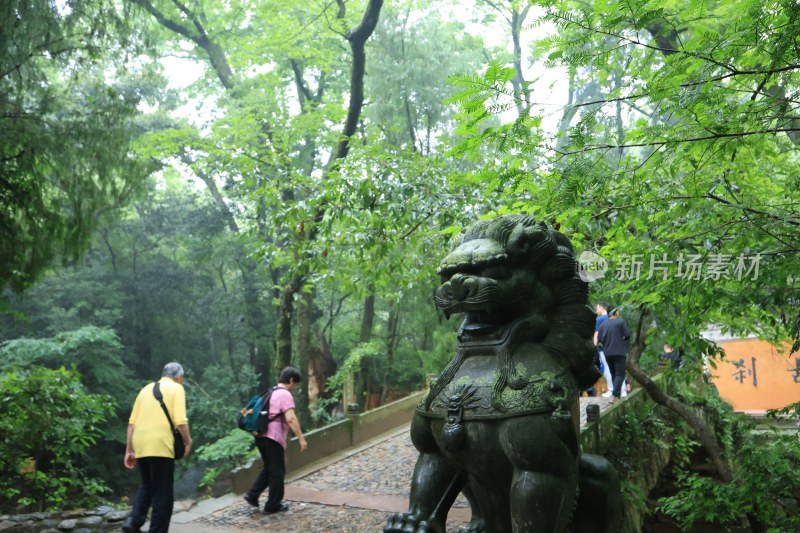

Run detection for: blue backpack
[[237, 386, 282, 434]]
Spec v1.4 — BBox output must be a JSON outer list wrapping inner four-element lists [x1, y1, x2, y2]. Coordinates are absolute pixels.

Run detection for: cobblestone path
[[189, 396, 616, 532]]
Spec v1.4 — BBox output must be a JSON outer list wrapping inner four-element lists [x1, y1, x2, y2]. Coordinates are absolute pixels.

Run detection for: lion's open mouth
[[435, 283, 533, 321]]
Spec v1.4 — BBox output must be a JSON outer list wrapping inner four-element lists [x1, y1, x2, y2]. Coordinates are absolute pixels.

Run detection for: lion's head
[[435, 214, 599, 388]]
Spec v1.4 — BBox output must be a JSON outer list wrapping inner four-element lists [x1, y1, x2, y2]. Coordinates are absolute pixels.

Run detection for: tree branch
[[550, 12, 737, 72], [480, 0, 512, 25], [556, 127, 800, 155], [170, 0, 206, 37], [131, 0, 198, 42], [626, 307, 733, 482], [565, 63, 800, 112], [290, 59, 314, 104], [702, 193, 800, 227], [326, 0, 383, 167], [132, 0, 234, 88], [643, 21, 684, 56], [182, 156, 240, 234], [510, 6, 531, 115]]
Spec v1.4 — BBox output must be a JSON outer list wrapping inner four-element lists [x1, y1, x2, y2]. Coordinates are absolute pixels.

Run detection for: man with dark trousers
[[596, 306, 632, 403], [123, 362, 192, 533], [243, 366, 308, 514]]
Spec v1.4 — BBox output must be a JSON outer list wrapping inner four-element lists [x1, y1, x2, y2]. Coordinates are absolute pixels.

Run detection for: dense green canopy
[[0, 0, 158, 293]]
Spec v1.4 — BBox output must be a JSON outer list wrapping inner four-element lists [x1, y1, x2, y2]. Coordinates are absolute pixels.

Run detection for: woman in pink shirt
[[243, 367, 308, 514]]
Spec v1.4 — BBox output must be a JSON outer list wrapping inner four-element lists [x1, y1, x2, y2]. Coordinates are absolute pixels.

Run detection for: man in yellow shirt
[[123, 362, 192, 533]]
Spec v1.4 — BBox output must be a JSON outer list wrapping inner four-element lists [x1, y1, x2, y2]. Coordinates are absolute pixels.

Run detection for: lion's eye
[[481, 266, 511, 279]]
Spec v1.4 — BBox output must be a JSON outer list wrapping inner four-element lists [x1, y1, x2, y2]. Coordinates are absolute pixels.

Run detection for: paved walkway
[[170, 396, 617, 532]]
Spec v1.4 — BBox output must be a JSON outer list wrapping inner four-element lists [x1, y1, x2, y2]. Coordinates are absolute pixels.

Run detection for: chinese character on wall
[[732, 357, 758, 386], [787, 358, 800, 384]]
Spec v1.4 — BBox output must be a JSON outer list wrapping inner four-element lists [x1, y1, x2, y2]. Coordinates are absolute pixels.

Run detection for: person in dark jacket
[[596, 306, 631, 402]]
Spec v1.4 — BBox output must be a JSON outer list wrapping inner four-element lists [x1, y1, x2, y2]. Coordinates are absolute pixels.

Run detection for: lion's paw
[[454, 518, 487, 533], [384, 512, 434, 533]]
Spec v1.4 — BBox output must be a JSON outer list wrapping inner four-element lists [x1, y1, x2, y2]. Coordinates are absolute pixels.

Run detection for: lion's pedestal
[[385, 215, 622, 533]]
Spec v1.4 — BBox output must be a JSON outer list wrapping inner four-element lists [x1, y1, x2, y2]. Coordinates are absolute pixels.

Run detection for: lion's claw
[[384, 512, 433, 533]]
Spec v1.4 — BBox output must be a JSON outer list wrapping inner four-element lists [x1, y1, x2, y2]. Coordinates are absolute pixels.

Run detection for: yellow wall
[[711, 339, 800, 412]]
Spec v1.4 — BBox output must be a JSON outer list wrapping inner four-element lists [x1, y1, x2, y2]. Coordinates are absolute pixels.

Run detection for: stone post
[[586, 403, 601, 451], [343, 370, 356, 407]]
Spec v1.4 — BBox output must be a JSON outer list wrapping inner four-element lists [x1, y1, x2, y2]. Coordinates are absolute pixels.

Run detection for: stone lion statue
[[385, 214, 622, 533]]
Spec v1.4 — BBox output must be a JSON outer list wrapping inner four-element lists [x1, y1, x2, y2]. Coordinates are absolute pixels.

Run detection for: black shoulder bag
[[153, 382, 186, 460], [257, 386, 285, 434]]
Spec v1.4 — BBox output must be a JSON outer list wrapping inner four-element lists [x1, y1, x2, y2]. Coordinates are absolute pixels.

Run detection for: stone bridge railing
[[230, 390, 426, 494], [581, 376, 673, 533]]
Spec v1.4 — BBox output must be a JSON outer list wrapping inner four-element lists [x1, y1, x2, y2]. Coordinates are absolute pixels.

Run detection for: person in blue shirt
[[596, 306, 631, 403], [659, 342, 682, 370]]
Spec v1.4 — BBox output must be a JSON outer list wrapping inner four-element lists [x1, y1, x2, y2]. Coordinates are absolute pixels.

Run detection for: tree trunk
[[419, 323, 432, 351], [379, 302, 400, 405], [355, 289, 376, 409], [295, 289, 312, 427], [556, 67, 577, 150], [276, 281, 297, 373], [325, 0, 384, 167], [614, 68, 625, 161], [360, 289, 375, 342], [509, 7, 531, 116], [309, 333, 337, 405]]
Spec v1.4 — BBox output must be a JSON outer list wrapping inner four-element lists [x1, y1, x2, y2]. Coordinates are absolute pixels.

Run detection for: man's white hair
[[162, 362, 184, 379]]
